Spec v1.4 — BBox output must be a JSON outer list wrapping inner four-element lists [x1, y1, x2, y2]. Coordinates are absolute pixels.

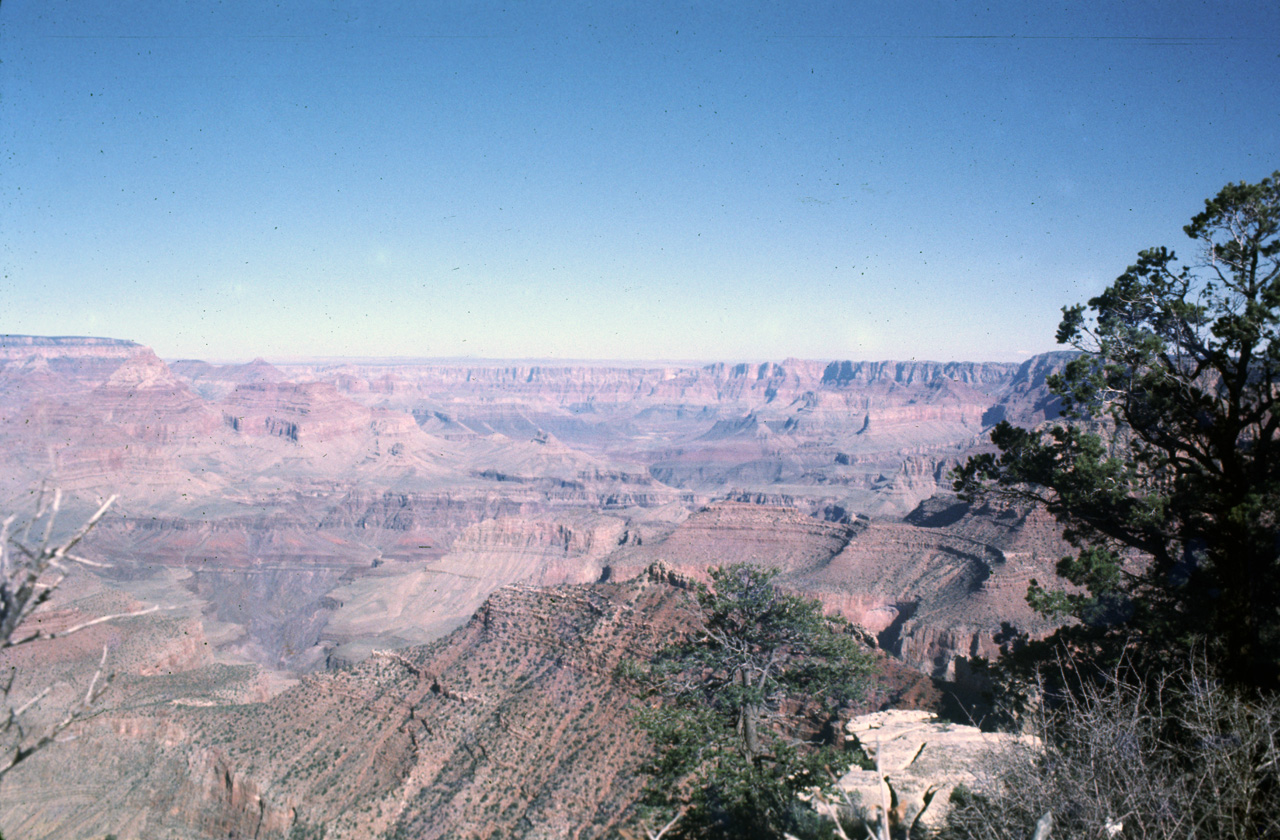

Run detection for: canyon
[[0, 335, 1073, 838]]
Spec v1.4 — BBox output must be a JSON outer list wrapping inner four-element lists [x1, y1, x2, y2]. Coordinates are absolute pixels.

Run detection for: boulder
[[837, 709, 1037, 831]]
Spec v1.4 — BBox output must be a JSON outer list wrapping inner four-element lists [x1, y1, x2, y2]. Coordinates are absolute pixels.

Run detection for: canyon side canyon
[[0, 335, 1075, 838]]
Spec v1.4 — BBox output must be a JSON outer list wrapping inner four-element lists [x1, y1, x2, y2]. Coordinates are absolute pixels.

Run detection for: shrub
[[939, 653, 1280, 840]]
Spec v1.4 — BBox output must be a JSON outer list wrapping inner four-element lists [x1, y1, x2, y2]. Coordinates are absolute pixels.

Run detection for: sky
[[2, 2, 1278, 363]]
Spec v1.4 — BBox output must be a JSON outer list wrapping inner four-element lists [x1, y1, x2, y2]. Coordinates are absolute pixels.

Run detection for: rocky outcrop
[[0, 335, 145, 407], [3, 576, 696, 839], [2, 349, 225, 494], [175, 747, 300, 839], [837, 710, 1037, 831], [221, 381, 373, 443], [603, 498, 1068, 682], [604, 501, 858, 581], [807, 501, 1069, 679], [982, 350, 1075, 427], [318, 512, 636, 661]]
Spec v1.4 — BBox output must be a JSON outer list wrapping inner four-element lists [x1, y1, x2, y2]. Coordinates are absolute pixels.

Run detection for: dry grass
[[939, 654, 1280, 840]]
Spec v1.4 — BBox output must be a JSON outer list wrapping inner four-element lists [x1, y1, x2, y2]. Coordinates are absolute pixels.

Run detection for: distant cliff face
[[0, 334, 141, 351], [220, 381, 373, 443], [0, 335, 148, 399], [295, 356, 1020, 409], [0, 336, 1068, 675], [284, 354, 1036, 513], [820, 359, 1018, 387], [981, 350, 1075, 427]]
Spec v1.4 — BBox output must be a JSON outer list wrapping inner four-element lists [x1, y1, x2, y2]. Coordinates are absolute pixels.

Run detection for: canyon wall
[[0, 334, 1077, 837], [0, 335, 1068, 674]]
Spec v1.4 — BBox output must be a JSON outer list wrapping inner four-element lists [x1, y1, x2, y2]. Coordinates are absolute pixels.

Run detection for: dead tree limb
[[0, 490, 160, 782]]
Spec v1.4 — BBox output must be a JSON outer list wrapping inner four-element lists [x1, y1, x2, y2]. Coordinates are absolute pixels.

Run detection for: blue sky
[[2, 2, 1277, 362]]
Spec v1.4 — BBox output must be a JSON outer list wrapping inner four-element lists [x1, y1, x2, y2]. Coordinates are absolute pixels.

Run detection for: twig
[[645, 806, 686, 840]]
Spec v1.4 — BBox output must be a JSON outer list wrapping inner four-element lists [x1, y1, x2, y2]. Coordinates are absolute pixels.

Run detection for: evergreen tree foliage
[[955, 171, 1280, 692], [626, 564, 876, 840]]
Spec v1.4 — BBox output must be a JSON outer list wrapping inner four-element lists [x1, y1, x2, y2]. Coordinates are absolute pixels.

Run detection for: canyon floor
[[0, 336, 1073, 838]]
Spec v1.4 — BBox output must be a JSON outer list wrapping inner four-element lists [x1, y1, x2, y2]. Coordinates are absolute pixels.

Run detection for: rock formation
[[0, 335, 1065, 679], [838, 710, 1038, 831], [0, 334, 1079, 837]]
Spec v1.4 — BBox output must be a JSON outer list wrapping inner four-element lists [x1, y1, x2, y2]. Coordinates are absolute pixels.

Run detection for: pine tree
[[955, 171, 1280, 691], [627, 564, 875, 839]]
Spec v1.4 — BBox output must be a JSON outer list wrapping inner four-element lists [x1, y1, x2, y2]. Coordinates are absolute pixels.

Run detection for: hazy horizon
[[0, 331, 1067, 366], [3, 2, 1277, 362]]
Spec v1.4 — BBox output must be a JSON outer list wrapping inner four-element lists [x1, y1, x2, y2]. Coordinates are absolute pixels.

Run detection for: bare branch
[[0, 491, 131, 784], [11, 685, 50, 719], [645, 806, 685, 840]]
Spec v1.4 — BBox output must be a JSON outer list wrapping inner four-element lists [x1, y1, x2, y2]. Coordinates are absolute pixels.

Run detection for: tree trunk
[[742, 703, 761, 758]]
